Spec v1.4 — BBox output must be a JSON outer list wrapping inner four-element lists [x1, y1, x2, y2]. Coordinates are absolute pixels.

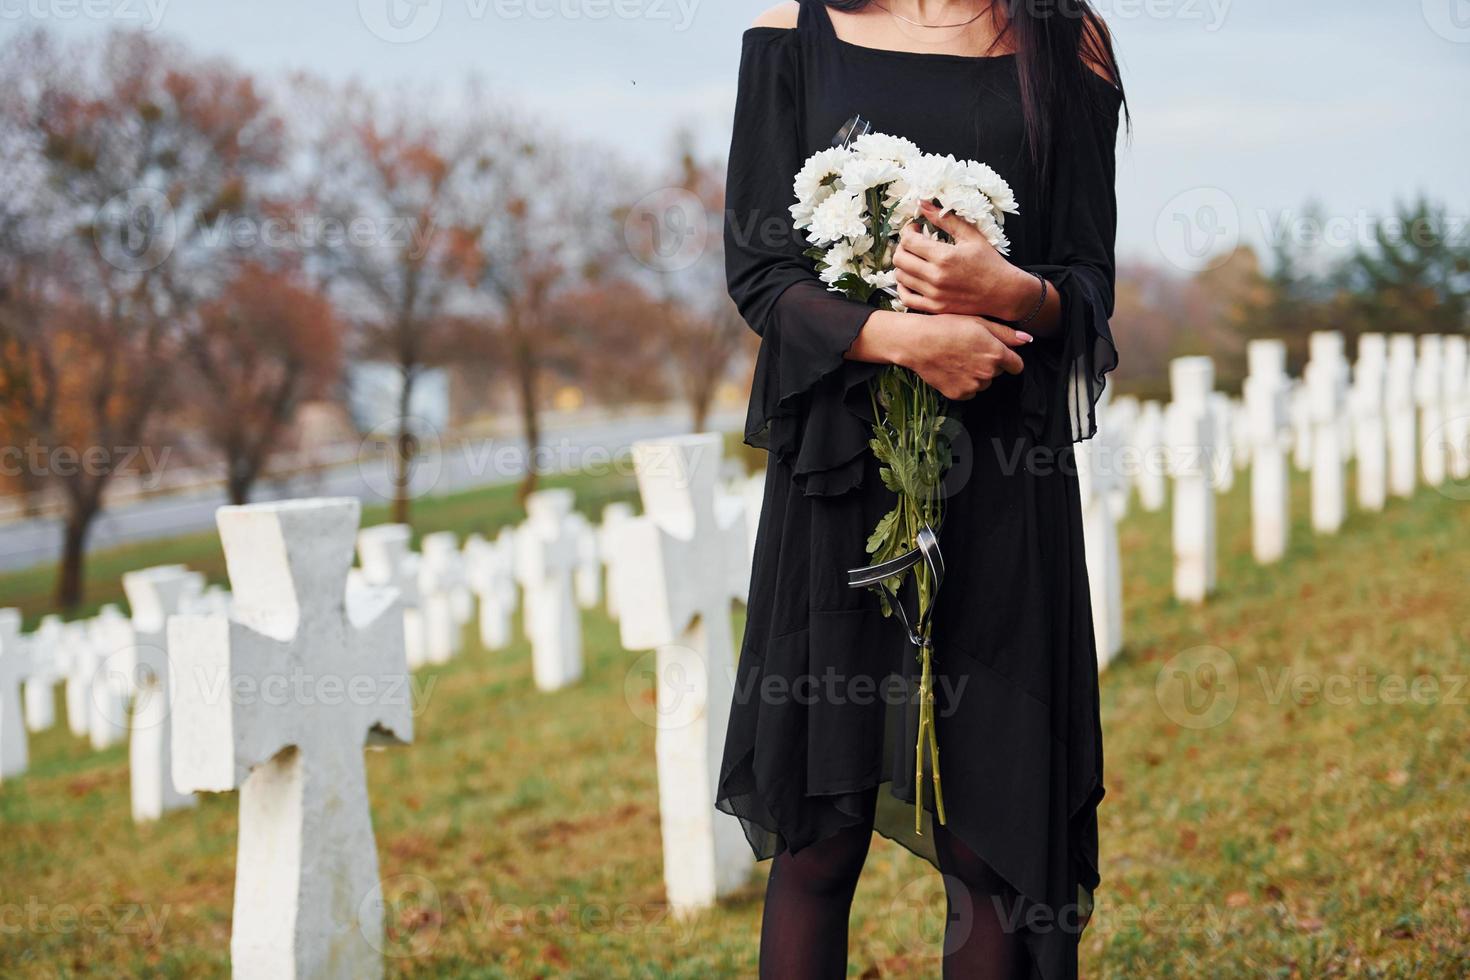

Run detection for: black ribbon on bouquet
[[846, 524, 946, 650]]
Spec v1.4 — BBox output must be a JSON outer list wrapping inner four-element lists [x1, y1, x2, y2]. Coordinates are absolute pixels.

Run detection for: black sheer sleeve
[[725, 28, 880, 496], [1018, 78, 1123, 448]]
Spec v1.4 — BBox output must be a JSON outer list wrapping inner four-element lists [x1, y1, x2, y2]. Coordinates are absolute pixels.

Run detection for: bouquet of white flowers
[[790, 122, 1019, 833]]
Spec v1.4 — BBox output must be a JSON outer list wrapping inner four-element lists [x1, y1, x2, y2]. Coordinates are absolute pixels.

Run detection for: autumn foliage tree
[[182, 262, 341, 505], [0, 29, 283, 607]]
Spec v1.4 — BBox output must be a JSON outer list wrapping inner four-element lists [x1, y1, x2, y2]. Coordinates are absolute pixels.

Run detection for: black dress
[[717, 3, 1121, 978]]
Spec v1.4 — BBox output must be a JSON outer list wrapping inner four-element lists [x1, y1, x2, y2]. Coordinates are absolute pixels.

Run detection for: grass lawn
[[0, 461, 1466, 976]]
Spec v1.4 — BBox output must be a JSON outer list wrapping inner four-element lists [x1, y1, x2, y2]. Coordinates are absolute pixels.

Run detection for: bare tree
[[459, 123, 625, 502], [181, 261, 341, 504], [625, 134, 754, 430], [298, 80, 487, 523]]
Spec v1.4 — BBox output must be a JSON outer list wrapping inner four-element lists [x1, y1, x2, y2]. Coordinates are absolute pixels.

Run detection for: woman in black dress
[[719, 2, 1125, 977]]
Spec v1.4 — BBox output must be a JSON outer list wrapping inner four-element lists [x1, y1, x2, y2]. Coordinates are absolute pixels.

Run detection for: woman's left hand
[[893, 201, 1038, 321]]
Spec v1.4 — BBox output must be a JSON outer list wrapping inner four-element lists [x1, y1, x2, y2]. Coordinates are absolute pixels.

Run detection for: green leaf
[[866, 506, 900, 555]]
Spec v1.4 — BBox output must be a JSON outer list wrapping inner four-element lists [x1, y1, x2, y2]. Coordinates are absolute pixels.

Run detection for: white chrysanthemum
[[863, 268, 898, 290], [839, 156, 902, 194], [896, 153, 962, 206], [790, 181, 836, 230], [942, 186, 991, 224], [958, 160, 1019, 216], [793, 147, 851, 206], [820, 241, 859, 285], [976, 211, 1011, 254], [807, 189, 869, 245], [851, 132, 922, 164]]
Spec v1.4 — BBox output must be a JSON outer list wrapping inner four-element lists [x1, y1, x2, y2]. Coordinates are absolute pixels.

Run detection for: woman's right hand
[[893, 312, 1029, 401], [848, 309, 1030, 400]]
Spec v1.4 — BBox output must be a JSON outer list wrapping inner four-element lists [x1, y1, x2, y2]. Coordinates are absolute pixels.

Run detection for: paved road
[[0, 412, 741, 574]]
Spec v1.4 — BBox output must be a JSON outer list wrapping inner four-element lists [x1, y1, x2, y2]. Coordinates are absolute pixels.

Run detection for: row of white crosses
[[0, 565, 223, 826], [123, 565, 209, 822], [350, 496, 642, 692], [1103, 331, 1470, 611], [173, 466, 761, 973]]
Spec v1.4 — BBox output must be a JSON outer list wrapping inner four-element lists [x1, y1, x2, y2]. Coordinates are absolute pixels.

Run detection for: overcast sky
[[5, 0, 1468, 272]]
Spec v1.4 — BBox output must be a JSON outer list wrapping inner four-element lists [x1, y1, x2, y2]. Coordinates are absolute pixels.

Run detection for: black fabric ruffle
[[1019, 265, 1120, 449], [742, 280, 883, 497]]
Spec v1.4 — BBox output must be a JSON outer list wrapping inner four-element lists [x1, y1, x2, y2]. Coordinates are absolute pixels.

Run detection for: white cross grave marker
[[1107, 396, 1139, 520], [123, 564, 203, 823], [1076, 389, 1124, 667], [169, 498, 412, 980], [598, 503, 636, 621], [356, 524, 427, 669], [23, 615, 61, 733], [1418, 335, 1447, 488], [87, 604, 135, 751], [1386, 334, 1418, 499], [1305, 332, 1349, 534], [1352, 334, 1389, 513], [516, 489, 584, 692], [1209, 393, 1237, 493], [609, 433, 753, 915], [1244, 340, 1293, 565], [418, 531, 467, 665], [1290, 382, 1313, 473], [422, 531, 474, 624], [1443, 335, 1469, 482], [0, 609, 28, 782], [61, 621, 96, 739], [1165, 357, 1220, 604], [465, 533, 517, 652], [567, 512, 603, 612], [1132, 400, 1167, 513]]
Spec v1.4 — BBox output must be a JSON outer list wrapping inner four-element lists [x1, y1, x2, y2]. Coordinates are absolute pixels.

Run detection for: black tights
[[759, 797, 1026, 980]]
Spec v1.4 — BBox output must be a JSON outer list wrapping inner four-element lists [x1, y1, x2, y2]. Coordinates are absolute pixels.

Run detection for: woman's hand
[[903, 313, 1029, 400], [893, 201, 1043, 322], [852, 309, 1029, 401]]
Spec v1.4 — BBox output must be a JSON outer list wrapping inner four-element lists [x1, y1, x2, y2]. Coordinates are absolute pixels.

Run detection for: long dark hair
[[823, 1, 1127, 176]]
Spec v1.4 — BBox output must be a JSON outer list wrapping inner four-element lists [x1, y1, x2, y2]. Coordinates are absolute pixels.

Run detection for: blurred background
[[0, 2, 1467, 977]]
